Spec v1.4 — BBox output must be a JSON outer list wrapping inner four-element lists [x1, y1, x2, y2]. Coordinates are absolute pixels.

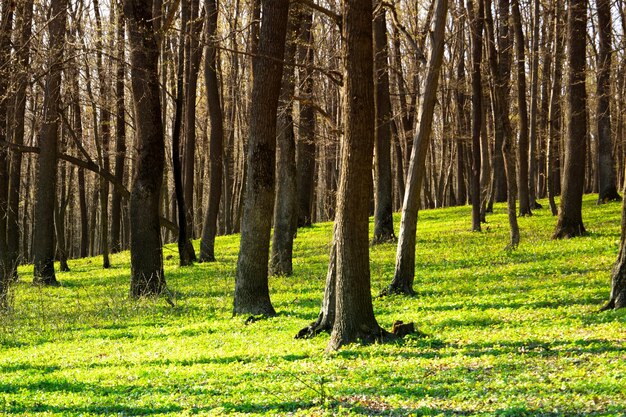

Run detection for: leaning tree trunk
[[552, 0, 587, 239], [270, 6, 299, 277], [33, 0, 68, 286], [125, 0, 167, 297], [328, 0, 390, 350], [596, 0, 620, 204], [233, 0, 290, 316], [199, 0, 224, 262], [384, 0, 448, 295], [372, 4, 396, 244], [603, 196, 626, 310]]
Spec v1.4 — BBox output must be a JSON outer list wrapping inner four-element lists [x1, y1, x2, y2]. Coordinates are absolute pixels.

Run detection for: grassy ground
[[1, 195, 625, 416]]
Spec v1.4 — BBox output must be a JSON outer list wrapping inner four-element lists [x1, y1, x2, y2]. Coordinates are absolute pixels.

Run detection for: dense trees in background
[[2, 0, 626, 319]]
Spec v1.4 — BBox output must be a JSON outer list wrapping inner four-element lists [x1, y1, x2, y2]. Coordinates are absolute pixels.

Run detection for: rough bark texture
[[328, 0, 389, 350], [270, 7, 299, 276], [384, 0, 448, 295], [125, 0, 166, 297], [33, 0, 67, 286], [296, 11, 316, 228], [199, 0, 224, 262], [603, 198, 626, 310], [552, 0, 587, 239], [233, 0, 290, 316], [469, 0, 484, 232], [596, 0, 621, 204], [372, 5, 396, 244]]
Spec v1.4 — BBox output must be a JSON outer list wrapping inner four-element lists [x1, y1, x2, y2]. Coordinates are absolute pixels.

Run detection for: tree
[[233, 0, 290, 316], [125, 0, 167, 297], [383, 0, 448, 295], [372, 3, 396, 244], [552, 0, 587, 239], [32, 0, 68, 286], [602, 198, 626, 310], [595, 0, 620, 204], [328, 0, 390, 350], [199, 0, 224, 263]]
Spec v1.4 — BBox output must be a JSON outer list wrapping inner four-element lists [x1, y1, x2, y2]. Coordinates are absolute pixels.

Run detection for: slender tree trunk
[[469, 0, 484, 231], [528, 0, 541, 209], [296, 11, 316, 228], [125, 0, 167, 297], [552, 0, 587, 238], [596, 0, 621, 203], [372, 4, 395, 243], [270, 6, 299, 276], [199, 0, 224, 262], [233, 0, 290, 316], [384, 0, 448, 295], [33, 0, 68, 286], [548, 0, 564, 216]]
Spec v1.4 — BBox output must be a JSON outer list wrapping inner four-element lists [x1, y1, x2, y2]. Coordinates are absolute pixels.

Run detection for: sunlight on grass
[[1, 195, 625, 416]]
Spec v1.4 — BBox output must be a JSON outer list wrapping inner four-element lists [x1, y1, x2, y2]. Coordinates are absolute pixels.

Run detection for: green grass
[[1, 194, 625, 416]]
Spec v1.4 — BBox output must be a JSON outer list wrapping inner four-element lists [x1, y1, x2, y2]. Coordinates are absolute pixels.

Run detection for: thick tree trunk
[[384, 0, 448, 295], [328, 0, 390, 350], [111, 1, 127, 254], [199, 0, 224, 262], [296, 11, 316, 228], [33, 0, 68, 286], [233, 0, 290, 316], [270, 7, 299, 276], [125, 0, 167, 297], [603, 197, 626, 310], [512, 0, 532, 216], [553, 0, 587, 239], [372, 5, 395, 244], [596, 0, 621, 204]]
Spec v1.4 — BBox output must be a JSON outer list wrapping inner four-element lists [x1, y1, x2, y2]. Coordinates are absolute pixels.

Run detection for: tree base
[[327, 325, 396, 351], [371, 234, 397, 245], [597, 190, 622, 204], [33, 277, 60, 287], [531, 201, 543, 209], [198, 254, 216, 263], [379, 283, 416, 297], [552, 220, 586, 239], [295, 313, 333, 339], [233, 300, 276, 317]]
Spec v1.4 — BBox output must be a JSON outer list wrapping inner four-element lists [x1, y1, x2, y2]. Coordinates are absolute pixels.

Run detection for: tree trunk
[[372, 4, 395, 244], [233, 0, 290, 316], [596, 0, 621, 203], [528, 0, 541, 209], [384, 0, 448, 295], [270, 6, 299, 276], [512, 0, 532, 216], [552, 0, 587, 239], [469, 0, 484, 232], [328, 0, 391, 350], [33, 0, 68, 286], [296, 11, 316, 228], [603, 197, 626, 310], [199, 0, 224, 262], [125, 0, 167, 297]]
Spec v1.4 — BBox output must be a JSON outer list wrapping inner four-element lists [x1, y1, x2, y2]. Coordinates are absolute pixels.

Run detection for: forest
[[0, 0, 625, 415]]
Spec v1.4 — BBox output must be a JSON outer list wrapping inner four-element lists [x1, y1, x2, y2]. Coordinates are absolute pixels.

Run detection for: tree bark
[[384, 0, 448, 295], [552, 0, 587, 239], [603, 197, 626, 310], [233, 0, 290, 316], [33, 0, 68, 286], [528, 0, 541, 209], [199, 0, 224, 262], [328, 0, 390, 350], [125, 0, 167, 297], [372, 4, 396, 244], [469, 0, 484, 232], [596, 0, 621, 204]]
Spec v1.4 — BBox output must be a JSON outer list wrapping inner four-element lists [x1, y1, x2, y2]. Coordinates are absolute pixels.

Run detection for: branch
[[381, 1, 427, 64], [295, 0, 342, 28]]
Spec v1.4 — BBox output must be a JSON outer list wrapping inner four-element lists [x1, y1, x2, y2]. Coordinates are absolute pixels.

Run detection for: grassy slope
[[0, 195, 625, 416]]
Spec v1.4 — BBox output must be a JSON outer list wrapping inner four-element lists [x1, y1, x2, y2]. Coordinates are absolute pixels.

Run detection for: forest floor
[[1, 195, 625, 416]]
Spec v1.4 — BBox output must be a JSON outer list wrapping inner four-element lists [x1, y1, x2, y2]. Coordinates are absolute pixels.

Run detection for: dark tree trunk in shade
[[54, 164, 70, 272], [111, 1, 127, 254], [454, 8, 469, 207], [270, 7, 299, 276], [125, 0, 167, 297], [233, 0, 290, 316], [596, 0, 621, 204], [469, 0, 484, 232], [552, 0, 587, 239], [199, 0, 224, 262], [602, 198, 626, 310], [33, 0, 68, 286], [384, 0, 448, 295], [511, 0, 531, 217], [7, 0, 33, 280], [0, 0, 13, 304], [296, 11, 316, 228], [547, 0, 564, 216], [372, 5, 395, 244], [328, 0, 391, 350], [528, 0, 541, 209]]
